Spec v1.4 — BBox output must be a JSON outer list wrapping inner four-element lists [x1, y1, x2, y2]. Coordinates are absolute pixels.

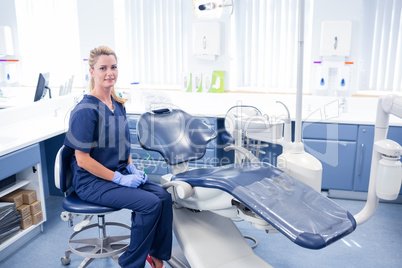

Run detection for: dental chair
[[54, 145, 130, 267], [137, 108, 356, 268]]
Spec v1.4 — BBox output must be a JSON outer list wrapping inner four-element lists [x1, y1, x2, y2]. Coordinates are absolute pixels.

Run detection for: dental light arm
[[381, 95, 402, 122], [354, 95, 402, 225]]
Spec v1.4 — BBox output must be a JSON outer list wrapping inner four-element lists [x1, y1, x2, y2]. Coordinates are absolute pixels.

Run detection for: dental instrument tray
[[137, 109, 356, 250]]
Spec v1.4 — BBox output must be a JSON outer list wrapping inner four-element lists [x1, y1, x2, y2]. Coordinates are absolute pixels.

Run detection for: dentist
[[64, 46, 172, 268]]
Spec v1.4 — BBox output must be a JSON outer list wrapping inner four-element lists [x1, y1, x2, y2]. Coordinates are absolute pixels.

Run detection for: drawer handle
[[358, 144, 364, 176]]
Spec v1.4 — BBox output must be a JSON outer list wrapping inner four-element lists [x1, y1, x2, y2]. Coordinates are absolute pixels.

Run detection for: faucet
[[339, 97, 348, 113]]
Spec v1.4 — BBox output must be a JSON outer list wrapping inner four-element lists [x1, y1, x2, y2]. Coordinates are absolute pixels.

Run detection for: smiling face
[[90, 54, 118, 90]]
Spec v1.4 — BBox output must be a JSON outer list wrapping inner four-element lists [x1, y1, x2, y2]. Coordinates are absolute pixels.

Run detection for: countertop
[[124, 89, 402, 126], [0, 93, 76, 157], [1, 87, 402, 157]]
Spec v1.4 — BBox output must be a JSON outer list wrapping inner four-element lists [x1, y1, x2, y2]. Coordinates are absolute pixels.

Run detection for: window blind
[[368, 0, 402, 92], [115, 0, 183, 88], [230, 0, 312, 92]]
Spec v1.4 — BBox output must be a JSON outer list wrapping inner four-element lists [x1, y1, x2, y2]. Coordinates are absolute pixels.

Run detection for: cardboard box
[[0, 192, 23, 208], [30, 200, 41, 215], [21, 215, 32, 230], [17, 189, 37, 204], [32, 211, 43, 225], [17, 204, 31, 219]]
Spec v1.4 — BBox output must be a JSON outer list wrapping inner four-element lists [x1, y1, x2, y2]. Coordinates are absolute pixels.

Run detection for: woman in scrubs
[[64, 46, 172, 268]]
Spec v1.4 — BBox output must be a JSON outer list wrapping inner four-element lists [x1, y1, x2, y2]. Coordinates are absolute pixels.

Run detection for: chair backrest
[[54, 145, 74, 193], [137, 109, 217, 165]]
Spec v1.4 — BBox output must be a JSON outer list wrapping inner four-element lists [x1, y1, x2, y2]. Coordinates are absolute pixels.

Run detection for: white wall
[[0, 0, 19, 58], [0, 0, 393, 94], [76, 0, 115, 60], [184, 1, 232, 88], [309, 0, 364, 94]]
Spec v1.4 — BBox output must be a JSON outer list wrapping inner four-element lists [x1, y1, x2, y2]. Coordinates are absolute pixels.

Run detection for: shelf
[[0, 221, 43, 250], [0, 180, 30, 199]]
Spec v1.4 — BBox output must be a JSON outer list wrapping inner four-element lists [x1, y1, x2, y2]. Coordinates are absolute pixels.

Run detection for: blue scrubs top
[[64, 95, 130, 199]]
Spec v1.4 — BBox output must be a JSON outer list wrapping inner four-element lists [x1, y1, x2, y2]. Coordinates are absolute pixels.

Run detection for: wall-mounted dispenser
[[320, 21, 352, 57], [313, 21, 353, 96], [193, 22, 221, 60]]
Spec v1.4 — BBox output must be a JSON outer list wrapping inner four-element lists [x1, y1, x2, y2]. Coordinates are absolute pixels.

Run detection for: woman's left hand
[[126, 163, 138, 174], [126, 163, 148, 184]]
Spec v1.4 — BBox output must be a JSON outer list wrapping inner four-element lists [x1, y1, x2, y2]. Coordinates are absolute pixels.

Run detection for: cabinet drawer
[[302, 123, 358, 141], [130, 130, 138, 144], [304, 139, 357, 190], [127, 114, 140, 129], [0, 144, 41, 180]]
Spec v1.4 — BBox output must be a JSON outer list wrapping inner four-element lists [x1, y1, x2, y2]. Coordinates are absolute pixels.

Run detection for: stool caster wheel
[[61, 256, 71, 265]]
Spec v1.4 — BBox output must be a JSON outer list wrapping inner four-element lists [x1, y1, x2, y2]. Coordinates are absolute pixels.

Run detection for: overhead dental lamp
[[193, 0, 234, 19]]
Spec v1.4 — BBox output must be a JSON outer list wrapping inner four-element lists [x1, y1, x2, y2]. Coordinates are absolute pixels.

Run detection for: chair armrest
[[162, 180, 195, 199]]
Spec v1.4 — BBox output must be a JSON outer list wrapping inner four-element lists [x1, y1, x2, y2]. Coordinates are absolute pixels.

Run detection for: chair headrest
[[137, 109, 217, 165]]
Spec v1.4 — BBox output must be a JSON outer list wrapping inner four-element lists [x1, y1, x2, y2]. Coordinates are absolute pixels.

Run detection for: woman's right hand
[[113, 171, 147, 188]]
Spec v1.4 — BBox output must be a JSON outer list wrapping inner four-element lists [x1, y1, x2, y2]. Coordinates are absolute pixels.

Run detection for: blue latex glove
[[126, 163, 149, 184], [126, 163, 138, 174], [113, 171, 146, 188]]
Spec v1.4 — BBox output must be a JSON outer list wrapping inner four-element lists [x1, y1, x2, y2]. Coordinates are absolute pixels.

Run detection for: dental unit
[[134, 0, 401, 265]]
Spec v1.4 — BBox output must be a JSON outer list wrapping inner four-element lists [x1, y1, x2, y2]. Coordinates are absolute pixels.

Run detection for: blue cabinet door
[[353, 125, 374, 192], [304, 139, 357, 190], [354, 125, 402, 193], [387, 126, 402, 194]]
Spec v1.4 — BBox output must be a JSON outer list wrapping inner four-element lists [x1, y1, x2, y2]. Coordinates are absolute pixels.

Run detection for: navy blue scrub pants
[[81, 180, 173, 268]]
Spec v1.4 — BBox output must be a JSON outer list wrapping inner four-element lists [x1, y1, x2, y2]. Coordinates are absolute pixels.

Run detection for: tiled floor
[[1, 195, 401, 267]]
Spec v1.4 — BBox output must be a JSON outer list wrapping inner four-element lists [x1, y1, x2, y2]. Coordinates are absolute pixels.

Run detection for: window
[[230, 0, 313, 93], [114, 0, 184, 89], [360, 0, 402, 92], [12, 0, 401, 94], [14, 0, 81, 87]]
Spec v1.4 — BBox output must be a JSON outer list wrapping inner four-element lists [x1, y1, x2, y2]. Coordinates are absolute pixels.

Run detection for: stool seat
[[62, 191, 120, 214]]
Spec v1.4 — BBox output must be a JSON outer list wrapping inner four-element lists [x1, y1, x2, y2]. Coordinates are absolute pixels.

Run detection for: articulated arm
[[355, 95, 402, 225]]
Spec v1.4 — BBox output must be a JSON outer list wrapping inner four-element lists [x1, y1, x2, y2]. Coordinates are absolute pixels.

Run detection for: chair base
[[61, 221, 131, 268]]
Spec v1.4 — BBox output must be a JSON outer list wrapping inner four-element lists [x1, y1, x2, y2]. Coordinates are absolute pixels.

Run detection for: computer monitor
[[33, 73, 51, 102]]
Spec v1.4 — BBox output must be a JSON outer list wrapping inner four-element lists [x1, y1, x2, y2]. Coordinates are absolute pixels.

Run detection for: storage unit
[[0, 143, 47, 261], [302, 122, 402, 195], [354, 125, 402, 193], [302, 122, 358, 190]]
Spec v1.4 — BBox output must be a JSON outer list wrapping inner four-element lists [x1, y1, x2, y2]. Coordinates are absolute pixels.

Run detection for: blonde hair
[[88, 46, 126, 106]]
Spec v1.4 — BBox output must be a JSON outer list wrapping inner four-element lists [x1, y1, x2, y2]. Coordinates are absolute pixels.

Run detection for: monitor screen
[[33, 73, 51, 102]]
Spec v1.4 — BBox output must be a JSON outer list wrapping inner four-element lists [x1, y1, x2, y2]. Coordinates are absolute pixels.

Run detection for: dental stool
[[137, 108, 356, 268], [54, 146, 130, 268]]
